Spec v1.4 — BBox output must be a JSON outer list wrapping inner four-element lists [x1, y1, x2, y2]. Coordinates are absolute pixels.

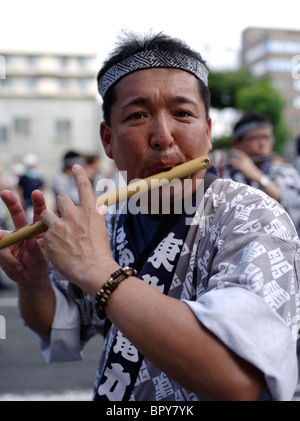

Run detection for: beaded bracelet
[[94, 266, 137, 319]]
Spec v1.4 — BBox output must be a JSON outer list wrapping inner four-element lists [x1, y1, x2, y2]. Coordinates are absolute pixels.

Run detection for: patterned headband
[[98, 49, 209, 99], [234, 121, 273, 139]]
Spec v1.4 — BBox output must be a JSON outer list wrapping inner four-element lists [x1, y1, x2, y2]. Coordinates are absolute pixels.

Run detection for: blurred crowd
[[0, 149, 121, 223]]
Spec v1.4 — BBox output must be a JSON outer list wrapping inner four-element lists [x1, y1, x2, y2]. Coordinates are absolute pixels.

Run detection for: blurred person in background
[[0, 195, 9, 289], [53, 150, 85, 205], [0, 166, 9, 230], [83, 154, 105, 197], [17, 153, 44, 223], [293, 134, 300, 174], [223, 112, 300, 235]]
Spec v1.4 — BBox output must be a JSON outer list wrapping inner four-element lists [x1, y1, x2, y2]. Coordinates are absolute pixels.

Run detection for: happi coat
[[224, 158, 300, 234], [36, 178, 300, 401]]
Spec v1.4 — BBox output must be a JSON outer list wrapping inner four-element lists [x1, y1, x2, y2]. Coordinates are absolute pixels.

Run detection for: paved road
[[0, 276, 103, 401], [1, 273, 300, 401]]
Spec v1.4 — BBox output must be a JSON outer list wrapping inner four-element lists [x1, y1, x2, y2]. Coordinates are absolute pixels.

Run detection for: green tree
[[235, 78, 291, 154], [209, 71, 291, 154], [208, 69, 254, 109]]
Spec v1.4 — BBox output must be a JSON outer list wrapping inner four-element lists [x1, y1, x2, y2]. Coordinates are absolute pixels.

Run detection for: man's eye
[[129, 112, 145, 120], [175, 111, 192, 118]]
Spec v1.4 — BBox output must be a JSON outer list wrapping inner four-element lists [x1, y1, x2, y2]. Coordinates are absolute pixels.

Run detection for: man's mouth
[[145, 165, 177, 178]]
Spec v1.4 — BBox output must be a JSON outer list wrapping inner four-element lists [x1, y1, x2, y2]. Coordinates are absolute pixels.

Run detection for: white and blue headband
[[98, 49, 209, 99], [234, 121, 273, 139]]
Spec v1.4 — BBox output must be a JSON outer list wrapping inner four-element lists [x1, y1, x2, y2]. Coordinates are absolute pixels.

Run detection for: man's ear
[[206, 117, 213, 152], [100, 122, 113, 159]]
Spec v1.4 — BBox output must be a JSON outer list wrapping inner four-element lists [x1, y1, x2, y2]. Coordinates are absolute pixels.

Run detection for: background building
[[241, 27, 300, 138], [0, 50, 102, 188]]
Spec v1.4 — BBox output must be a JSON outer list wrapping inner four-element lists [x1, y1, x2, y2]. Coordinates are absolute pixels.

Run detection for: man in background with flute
[[0, 32, 299, 401], [224, 111, 300, 236]]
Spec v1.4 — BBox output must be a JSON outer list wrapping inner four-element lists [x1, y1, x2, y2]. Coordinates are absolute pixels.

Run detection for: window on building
[[78, 56, 89, 68], [245, 42, 266, 63], [293, 96, 300, 109], [0, 126, 8, 143], [59, 77, 70, 90], [267, 40, 300, 55], [0, 77, 11, 90], [78, 77, 89, 91], [267, 58, 293, 73], [28, 55, 38, 67], [27, 77, 36, 91], [58, 56, 69, 68], [293, 80, 300, 91], [55, 119, 71, 140], [14, 118, 31, 136]]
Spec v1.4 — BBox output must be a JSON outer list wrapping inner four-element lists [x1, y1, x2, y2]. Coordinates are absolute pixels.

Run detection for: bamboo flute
[[0, 155, 211, 250]]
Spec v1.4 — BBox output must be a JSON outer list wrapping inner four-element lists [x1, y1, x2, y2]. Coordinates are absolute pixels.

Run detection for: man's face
[[235, 126, 274, 157], [100, 68, 212, 183]]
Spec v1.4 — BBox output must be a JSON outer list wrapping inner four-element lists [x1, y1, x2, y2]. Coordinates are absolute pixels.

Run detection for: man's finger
[[40, 208, 60, 228], [0, 190, 28, 230], [55, 193, 76, 217], [71, 164, 96, 209], [31, 189, 48, 224]]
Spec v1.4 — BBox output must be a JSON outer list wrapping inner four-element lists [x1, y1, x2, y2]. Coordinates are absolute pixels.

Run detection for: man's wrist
[[17, 274, 50, 289], [94, 266, 138, 319]]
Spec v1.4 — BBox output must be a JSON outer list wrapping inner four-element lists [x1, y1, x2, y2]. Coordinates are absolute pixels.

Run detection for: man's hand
[[40, 164, 119, 297], [227, 149, 262, 182], [0, 189, 50, 284]]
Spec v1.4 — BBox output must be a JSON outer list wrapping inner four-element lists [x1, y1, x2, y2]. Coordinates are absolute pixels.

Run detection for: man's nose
[[149, 114, 175, 150]]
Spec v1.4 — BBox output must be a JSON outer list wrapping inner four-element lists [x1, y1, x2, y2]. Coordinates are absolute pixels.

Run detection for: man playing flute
[[0, 32, 299, 401]]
